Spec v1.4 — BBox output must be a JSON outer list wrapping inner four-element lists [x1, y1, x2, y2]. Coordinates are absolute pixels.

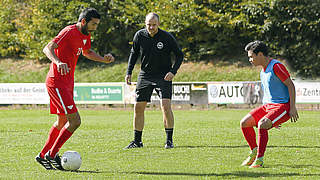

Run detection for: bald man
[[125, 13, 184, 149]]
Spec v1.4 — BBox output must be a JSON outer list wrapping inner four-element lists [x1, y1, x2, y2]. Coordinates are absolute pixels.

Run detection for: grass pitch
[[0, 108, 319, 179]]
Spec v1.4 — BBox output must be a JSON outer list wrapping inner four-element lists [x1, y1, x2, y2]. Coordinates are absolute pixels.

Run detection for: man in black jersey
[[124, 12, 184, 149]]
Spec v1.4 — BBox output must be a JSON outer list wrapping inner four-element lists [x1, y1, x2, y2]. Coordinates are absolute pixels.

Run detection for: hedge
[[0, 0, 319, 78]]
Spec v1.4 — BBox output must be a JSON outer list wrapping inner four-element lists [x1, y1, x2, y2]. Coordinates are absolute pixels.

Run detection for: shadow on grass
[[175, 145, 248, 149], [129, 171, 320, 178], [69, 170, 104, 173], [145, 145, 320, 149], [270, 164, 320, 169], [268, 145, 320, 149]]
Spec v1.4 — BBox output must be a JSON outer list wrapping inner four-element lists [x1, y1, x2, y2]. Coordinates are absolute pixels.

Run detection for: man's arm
[[82, 49, 114, 63], [43, 41, 69, 75], [274, 63, 299, 122], [125, 33, 140, 85], [169, 35, 183, 75], [164, 34, 184, 81], [283, 78, 299, 122]]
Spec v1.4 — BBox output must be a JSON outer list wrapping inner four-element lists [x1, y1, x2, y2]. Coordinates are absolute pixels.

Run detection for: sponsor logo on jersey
[[157, 42, 164, 49], [67, 105, 73, 110]]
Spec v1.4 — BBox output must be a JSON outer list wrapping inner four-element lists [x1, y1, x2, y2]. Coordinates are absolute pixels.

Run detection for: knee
[[134, 103, 146, 114], [74, 117, 81, 128], [258, 118, 272, 129], [70, 114, 81, 128], [55, 115, 68, 129], [240, 119, 246, 128], [161, 104, 172, 113], [161, 100, 172, 113], [240, 114, 256, 128], [240, 116, 250, 128]]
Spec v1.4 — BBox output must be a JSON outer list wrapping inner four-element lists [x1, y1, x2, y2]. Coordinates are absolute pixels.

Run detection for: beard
[[81, 23, 89, 35]]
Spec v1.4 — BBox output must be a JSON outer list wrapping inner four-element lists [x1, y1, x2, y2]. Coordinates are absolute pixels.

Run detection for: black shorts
[[136, 76, 172, 102]]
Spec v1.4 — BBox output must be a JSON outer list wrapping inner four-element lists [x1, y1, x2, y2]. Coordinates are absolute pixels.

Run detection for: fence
[[0, 81, 320, 105]]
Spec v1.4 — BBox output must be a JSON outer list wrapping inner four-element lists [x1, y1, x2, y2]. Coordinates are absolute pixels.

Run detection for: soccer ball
[[61, 151, 82, 171]]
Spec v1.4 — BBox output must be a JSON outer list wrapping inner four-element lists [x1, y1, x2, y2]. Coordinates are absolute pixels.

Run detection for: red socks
[[241, 127, 258, 150], [257, 128, 268, 158], [40, 126, 60, 158], [49, 127, 73, 158], [242, 127, 268, 158]]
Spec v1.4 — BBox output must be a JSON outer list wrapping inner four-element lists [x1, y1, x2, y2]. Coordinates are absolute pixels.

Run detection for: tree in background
[[266, 0, 320, 78], [0, 0, 319, 78], [0, 0, 22, 57]]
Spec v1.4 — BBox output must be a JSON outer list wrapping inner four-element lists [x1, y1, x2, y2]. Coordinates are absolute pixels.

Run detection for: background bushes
[[0, 0, 319, 78]]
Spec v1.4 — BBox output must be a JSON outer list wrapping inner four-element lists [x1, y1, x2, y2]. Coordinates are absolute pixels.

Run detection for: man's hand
[[104, 53, 115, 63], [125, 74, 132, 85], [164, 72, 175, 81], [290, 106, 299, 122], [56, 62, 70, 75]]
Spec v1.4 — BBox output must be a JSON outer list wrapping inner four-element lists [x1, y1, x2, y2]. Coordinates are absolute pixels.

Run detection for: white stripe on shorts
[[272, 110, 287, 124], [55, 88, 68, 114]]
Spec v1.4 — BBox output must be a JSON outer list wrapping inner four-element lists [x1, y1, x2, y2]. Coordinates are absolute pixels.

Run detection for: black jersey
[[126, 28, 184, 78]]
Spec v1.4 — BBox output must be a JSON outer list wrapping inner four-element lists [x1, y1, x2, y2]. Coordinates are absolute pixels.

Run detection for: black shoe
[[45, 151, 64, 170], [124, 141, 143, 149], [35, 154, 55, 170], [165, 140, 174, 149]]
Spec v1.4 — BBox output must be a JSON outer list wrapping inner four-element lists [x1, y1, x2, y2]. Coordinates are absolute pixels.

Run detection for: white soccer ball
[[61, 151, 82, 171]]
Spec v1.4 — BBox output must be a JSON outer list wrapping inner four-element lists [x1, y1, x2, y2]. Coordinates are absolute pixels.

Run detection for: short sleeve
[[52, 28, 71, 46], [274, 63, 290, 82]]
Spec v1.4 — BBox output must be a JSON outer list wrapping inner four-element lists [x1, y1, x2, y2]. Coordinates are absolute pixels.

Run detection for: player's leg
[[125, 81, 153, 149], [161, 99, 174, 128], [39, 114, 67, 159], [161, 99, 174, 148], [240, 114, 258, 166], [43, 87, 78, 170], [49, 112, 81, 157], [134, 101, 147, 131], [250, 103, 290, 168], [249, 117, 271, 168], [125, 102, 147, 149], [36, 87, 68, 170], [240, 105, 266, 166], [134, 101, 147, 143], [45, 112, 80, 170], [36, 116, 67, 169], [240, 113, 258, 150], [158, 79, 174, 148]]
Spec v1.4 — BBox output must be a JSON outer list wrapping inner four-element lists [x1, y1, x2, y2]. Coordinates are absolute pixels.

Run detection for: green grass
[[0, 109, 319, 179], [0, 58, 262, 83]]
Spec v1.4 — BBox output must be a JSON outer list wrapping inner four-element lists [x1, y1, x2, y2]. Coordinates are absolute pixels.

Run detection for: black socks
[[134, 130, 142, 142], [165, 128, 173, 142]]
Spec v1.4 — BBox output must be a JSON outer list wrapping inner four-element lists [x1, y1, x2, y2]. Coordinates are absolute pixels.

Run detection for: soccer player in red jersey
[[240, 41, 299, 168], [35, 8, 114, 170]]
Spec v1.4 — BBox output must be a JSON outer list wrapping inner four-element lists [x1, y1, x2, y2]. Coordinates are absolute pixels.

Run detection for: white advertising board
[[295, 81, 320, 103], [0, 83, 49, 104], [1, 81, 320, 105], [208, 82, 244, 104]]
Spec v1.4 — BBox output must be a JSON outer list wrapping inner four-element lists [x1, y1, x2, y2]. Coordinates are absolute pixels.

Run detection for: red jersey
[[46, 24, 91, 88], [273, 63, 290, 82]]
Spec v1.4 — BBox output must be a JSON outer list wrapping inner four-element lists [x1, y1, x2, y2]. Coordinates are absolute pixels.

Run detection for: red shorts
[[249, 103, 290, 128], [46, 86, 78, 115]]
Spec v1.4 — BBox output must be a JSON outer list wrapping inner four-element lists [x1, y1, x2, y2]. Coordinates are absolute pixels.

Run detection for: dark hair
[[78, 8, 101, 23], [245, 41, 268, 56]]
